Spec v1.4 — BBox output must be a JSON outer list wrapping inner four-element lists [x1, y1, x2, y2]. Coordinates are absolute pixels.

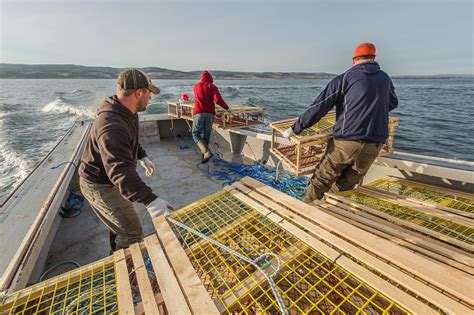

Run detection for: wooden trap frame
[[168, 102, 265, 130], [2, 177, 471, 314], [167, 101, 186, 118], [213, 105, 265, 129], [319, 176, 474, 274], [270, 114, 399, 175], [270, 112, 336, 175]]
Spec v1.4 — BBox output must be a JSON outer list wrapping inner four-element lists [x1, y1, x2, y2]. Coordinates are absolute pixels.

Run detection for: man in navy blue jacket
[[283, 42, 398, 202]]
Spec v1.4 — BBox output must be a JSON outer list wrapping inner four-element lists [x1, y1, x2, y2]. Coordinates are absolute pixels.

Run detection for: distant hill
[[0, 63, 336, 80], [1, 63, 471, 80], [392, 74, 473, 79]]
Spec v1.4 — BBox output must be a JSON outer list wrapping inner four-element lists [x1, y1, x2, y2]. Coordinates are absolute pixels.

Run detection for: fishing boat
[[0, 113, 472, 314]]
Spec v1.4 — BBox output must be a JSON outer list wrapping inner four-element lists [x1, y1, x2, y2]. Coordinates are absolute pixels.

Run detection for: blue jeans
[[192, 113, 213, 145]]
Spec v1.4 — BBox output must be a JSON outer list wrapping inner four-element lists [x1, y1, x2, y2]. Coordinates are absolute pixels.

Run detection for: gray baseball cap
[[117, 68, 160, 94]]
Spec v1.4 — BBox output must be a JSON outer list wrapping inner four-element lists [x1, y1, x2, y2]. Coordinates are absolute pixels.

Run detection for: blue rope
[[60, 189, 84, 218], [170, 128, 199, 152], [170, 128, 308, 199], [203, 156, 308, 200]]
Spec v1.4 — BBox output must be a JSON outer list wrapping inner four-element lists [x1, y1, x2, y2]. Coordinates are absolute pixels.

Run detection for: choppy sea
[[0, 78, 473, 202]]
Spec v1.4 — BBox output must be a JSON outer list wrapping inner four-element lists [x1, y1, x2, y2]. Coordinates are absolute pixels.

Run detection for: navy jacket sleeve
[[389, 80, 398, 111], [292, 75, 344, 134]]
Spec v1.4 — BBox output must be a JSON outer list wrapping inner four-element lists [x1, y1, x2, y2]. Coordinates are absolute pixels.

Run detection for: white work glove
[[139, 157, 155, 177], [146, 198, 175, 218], [282, 127, 295, 139]]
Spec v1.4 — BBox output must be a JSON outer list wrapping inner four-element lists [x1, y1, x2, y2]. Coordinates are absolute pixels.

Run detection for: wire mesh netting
[[337, 190, 474, 245], [271, 113, 336, 140], [368, 177, 474, 213], [0, 257, 118, 315], [168, 189, 409, 314]]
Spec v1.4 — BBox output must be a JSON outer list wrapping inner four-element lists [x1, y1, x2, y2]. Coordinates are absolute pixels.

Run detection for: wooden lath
[[113, 230, 218, 315], [368, 176, 474, 219], [318, 200, 474, 273], [235, 176, 473, 313], [2, 178, 472, 314], [325, 190, 474, 252]]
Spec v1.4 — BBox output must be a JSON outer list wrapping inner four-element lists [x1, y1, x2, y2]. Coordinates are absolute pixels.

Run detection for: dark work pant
[[303, 139, 382, 202]]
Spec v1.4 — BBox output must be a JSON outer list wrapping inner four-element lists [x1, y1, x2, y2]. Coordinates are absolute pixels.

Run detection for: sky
[[0, 0, 472, 75]]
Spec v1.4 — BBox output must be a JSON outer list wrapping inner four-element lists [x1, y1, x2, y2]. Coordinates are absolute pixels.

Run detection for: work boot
[[302, 183, 324, 203], [196, 140, 213, 164]]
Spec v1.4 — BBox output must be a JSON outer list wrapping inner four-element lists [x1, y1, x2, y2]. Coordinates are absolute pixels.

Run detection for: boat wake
[[42, 98, 95, 119], [0, 141, 32, 202]]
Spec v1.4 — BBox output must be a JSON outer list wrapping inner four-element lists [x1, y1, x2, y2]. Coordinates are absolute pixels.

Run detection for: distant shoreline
[[0, 63, 471, 80]]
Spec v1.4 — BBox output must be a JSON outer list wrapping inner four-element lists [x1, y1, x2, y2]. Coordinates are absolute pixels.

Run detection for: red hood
[[201, 71, 213, 83]]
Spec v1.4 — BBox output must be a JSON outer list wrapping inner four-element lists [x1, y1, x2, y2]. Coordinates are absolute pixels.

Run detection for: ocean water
[[0, 78, 473, 202]]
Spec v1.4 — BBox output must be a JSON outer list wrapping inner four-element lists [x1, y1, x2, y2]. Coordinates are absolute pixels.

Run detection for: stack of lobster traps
[[167, 102, 265, 129], [2, 177, 471, 314]]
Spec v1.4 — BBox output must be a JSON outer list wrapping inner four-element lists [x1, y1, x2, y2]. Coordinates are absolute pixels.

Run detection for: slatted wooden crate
[[319, 176, 474, 275], [368, 176, 474, 218], [324, 187, 474, 251], [270, 114, 399, 175], [2, 177, 471, 314], [0, 236, 216, 315], [167, 101, 182, 118], [167, 101, 195, 119], [231, 177, 472, 314], [214, 105, 265, 129], [175, 103, 265, 129], [270, 112, 336, 175]]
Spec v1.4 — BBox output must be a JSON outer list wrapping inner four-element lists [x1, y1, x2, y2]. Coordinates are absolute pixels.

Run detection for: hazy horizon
[[1, 0, 472, 76], [1, 62, 473, 77]]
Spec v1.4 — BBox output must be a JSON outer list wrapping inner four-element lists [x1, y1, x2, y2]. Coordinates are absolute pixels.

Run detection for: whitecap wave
[[41, 99, 95, 118], [0, 142, 33, 192]]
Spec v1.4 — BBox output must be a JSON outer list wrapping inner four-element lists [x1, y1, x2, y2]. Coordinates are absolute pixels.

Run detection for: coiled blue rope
[[170, 126, 308, 199], [60, 189, 84, 218], [202, 155, 308, 200]]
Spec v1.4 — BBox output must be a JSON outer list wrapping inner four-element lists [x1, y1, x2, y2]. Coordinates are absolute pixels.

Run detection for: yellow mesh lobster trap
[[0, 257, 118, 314], [334, 189, 474, 249], [0, 246, 163, 314], [368, 176, 474, 215], [168, 189, 409, 314]]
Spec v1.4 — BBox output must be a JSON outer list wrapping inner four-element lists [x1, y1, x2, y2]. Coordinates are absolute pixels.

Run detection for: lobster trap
[[270, 112, 336, 175], [270, 113, 399, 175], [167, 101, 194, 119], [168, 102, 265, 130], [213, 105, 265, 129], [2, 178, 470, 314], [166, 188, 412, 314]]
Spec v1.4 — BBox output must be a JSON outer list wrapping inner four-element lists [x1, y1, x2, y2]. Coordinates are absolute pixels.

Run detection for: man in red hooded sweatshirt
[[192, 71, 229, 163]]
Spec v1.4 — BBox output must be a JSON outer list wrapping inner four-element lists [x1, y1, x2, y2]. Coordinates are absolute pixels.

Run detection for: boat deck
[[1, 115, 473, 314], [43, 137, 253, 275]]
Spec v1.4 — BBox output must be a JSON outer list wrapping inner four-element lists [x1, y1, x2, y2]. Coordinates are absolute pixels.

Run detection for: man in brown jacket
[[79, 68, 173, 251]]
